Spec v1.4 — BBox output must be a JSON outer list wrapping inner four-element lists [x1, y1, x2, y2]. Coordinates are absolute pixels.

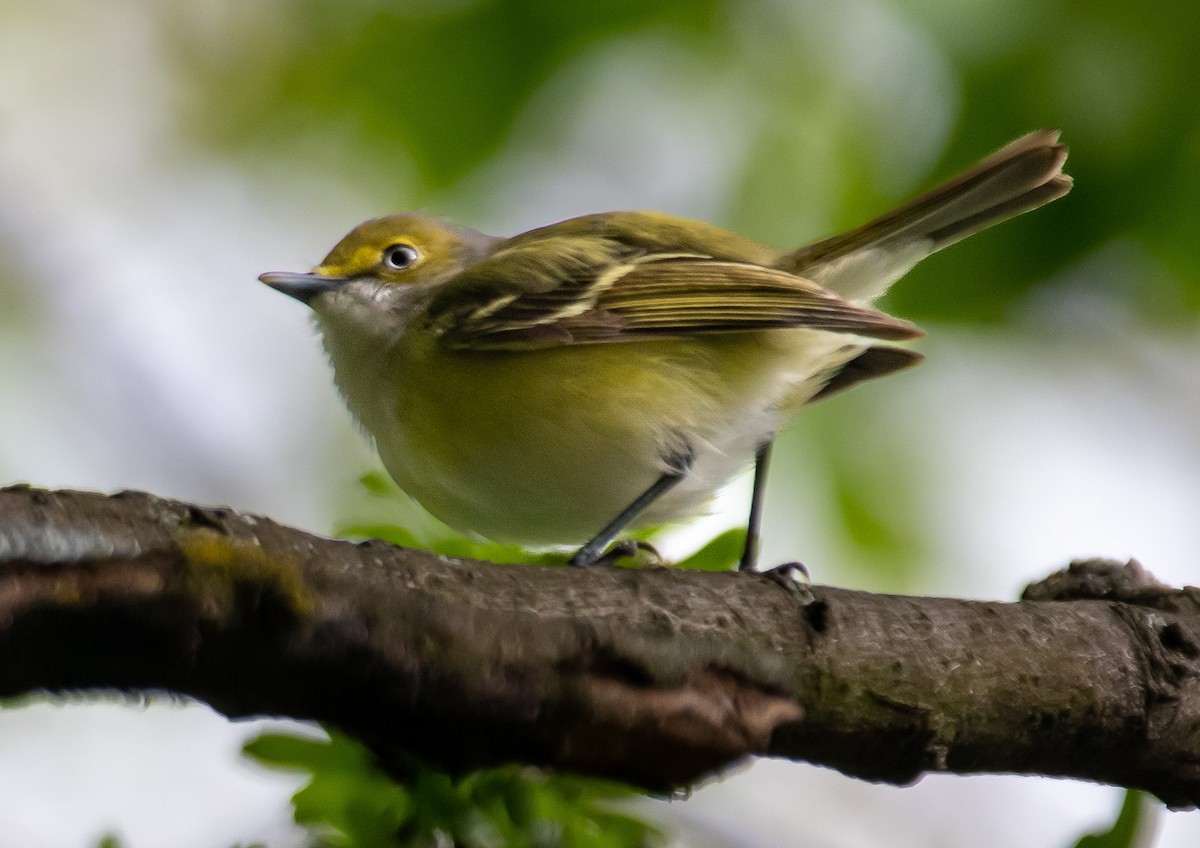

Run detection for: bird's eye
[[383, 244, 420, 269]]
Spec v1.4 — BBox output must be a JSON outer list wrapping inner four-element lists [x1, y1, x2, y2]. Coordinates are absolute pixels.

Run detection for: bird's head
[[259, 212, 497, 306]]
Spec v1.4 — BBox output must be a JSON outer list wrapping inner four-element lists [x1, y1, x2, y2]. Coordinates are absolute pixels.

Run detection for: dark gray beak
[[259, 271, 346, 305]]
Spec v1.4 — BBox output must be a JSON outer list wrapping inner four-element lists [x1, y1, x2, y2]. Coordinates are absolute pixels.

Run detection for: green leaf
[[245, 732, 370, 773], [245, 729, 662, 848], [346, 470, 749, 574], [358, 471, 401, 497], [247, 731, 414, 848], [334, 522, 425, 549], [424, 536, 567, 566], [677, 528, 746, 572], [341, 474, 570, 565], [1071, 790, 1156, 848]]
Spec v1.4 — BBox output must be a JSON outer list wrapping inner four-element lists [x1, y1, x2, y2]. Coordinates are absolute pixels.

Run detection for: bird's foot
[[756, 561, 815, 603], [569, 539, 664, 568]]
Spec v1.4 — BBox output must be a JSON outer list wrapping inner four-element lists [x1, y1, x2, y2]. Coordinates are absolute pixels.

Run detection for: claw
[[758, 561, 815, 604]]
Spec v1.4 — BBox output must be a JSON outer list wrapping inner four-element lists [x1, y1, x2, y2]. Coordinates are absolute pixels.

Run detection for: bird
[[261, 130, 1071, 572]]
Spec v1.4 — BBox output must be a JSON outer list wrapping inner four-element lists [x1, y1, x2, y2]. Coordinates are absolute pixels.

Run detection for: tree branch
[[0, 486, 1197, 807]]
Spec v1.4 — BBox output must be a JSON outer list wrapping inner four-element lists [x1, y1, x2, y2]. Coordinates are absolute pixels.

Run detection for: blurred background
[[2, 0, 1199, 845]]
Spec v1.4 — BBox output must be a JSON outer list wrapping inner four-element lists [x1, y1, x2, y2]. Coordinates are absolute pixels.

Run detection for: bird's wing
[[424, 237, 921, 351]]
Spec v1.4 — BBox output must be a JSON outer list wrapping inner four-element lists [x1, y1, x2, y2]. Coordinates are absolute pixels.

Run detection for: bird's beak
[[258, 271, 346, 305]]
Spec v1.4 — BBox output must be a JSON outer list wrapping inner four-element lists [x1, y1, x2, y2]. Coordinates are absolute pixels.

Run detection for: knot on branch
[[1022, 558, 1196, 609]]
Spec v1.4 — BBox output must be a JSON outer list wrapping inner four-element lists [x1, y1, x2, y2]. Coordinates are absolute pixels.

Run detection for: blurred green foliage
[[777, 382, 933, 592], [891, 0, 1200, 321], [245, 730, 661, 848], [173, 0, 1200, 321], [174, 0, 720, 190]]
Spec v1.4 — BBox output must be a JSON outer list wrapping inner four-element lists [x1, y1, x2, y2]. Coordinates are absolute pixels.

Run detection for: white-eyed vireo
[[261, 130, 1070, 570]]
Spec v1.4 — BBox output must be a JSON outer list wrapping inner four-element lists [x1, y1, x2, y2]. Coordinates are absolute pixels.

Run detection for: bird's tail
[[778, 129, 1072, 301]]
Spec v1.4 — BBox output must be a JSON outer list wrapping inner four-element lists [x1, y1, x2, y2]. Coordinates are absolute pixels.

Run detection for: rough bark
[[0, 485, 1197, 807]]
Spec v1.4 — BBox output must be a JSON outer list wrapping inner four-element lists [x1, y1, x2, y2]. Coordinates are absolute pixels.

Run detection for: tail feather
[[779, 130, 1072, 301]]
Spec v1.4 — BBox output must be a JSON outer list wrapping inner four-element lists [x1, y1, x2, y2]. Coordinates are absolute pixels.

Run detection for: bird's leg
[[738, 440, 774, 572], [569, 445, 695, 568], [740, 441, 813, 596]]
